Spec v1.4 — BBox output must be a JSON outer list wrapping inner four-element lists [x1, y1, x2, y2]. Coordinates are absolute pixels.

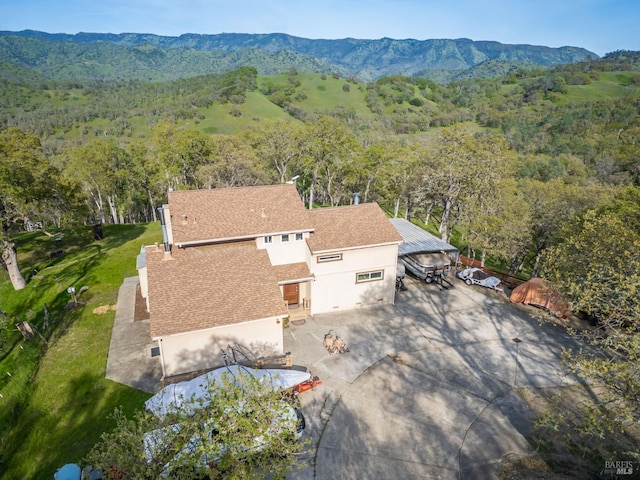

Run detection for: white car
[[457, 267, 502, 290]]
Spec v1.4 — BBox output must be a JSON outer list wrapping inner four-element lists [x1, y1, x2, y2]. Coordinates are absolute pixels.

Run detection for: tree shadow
[[284, 274, 597, 478]]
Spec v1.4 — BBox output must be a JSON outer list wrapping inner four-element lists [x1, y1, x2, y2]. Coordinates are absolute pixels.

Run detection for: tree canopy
[[86, 368, 308, 480]]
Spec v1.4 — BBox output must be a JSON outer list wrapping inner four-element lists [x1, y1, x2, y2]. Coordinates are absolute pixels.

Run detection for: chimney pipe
[[157, 207, 171, 254]]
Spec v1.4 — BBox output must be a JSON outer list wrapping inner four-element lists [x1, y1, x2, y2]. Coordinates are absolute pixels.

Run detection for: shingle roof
[[390, 218, 459, 255], [146, 242, 287, 338], [306, 203, 403, 254], [168, 184, 313, 245], [272, 262, 314, 284]]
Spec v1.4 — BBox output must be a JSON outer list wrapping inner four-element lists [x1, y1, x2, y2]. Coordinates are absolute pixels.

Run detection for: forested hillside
[[1, 50, 639, 264], [0, 30, 598, 82]]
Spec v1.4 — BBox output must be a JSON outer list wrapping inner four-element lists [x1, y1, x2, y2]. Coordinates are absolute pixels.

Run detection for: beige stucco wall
[[257, 232, 309, 266], [138, 265, 149, 311], [309, 243, 399, 314], [158, 316, 285, 378]]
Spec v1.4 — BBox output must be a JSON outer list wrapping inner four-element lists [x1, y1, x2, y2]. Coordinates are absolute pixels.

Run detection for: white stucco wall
[[256, 232, 309, 266], [158, 316, 285, 377], [309, 244, 399, 314], [138, 265, 149, 311]]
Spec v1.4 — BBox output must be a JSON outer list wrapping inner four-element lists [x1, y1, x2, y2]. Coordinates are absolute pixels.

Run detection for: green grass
[[0, 222, 161, 479], [194, 91, 291, 135], [293, 74, 373, 118], [560, 71, 639, 103]]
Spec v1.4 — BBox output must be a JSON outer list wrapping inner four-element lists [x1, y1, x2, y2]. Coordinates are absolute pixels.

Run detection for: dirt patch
[[498, 452, 577, 479], [134, 283, 149, 321], [92, 304, 116, 314]]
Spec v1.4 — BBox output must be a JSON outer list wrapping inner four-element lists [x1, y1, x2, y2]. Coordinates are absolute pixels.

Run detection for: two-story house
[[139, 184, 402, 379]]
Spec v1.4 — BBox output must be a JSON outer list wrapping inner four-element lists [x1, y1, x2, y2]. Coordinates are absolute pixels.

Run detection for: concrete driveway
[[284, 276, 584, 479]]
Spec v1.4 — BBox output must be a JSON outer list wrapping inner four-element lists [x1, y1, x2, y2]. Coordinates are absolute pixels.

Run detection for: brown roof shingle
[[146, 242, 287, 338], [272, 262, 313, 284], [306, 203, 403, 254], [168, 184, 313, 245]]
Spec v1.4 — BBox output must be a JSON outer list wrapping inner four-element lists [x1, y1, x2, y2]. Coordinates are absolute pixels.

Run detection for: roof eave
[[151, 313, 287, 340], [175, 228, 315, 248], [310, 240, 402, 256]]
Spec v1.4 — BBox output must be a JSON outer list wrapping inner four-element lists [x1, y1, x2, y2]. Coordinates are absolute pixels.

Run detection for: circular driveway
[[284, 277, 583, 479]]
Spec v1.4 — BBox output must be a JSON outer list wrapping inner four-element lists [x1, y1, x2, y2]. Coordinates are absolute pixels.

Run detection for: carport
[[390, 218, 460, 258], [390, 219, 460, 285], [390, 218, 459, 259]]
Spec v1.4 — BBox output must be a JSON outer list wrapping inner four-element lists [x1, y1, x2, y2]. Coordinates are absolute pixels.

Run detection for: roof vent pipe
[[353, 192, 360, 205], [157, 207, 171, 253]]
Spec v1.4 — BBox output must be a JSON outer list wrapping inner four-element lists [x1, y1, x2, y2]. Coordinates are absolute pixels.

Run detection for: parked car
[[458, 267, 502, 290], [400, 252, 451, 283]]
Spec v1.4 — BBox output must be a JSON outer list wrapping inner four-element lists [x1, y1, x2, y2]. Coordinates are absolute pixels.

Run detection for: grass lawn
[[0, 222, 160, 479], [561, 71, 639, 103]]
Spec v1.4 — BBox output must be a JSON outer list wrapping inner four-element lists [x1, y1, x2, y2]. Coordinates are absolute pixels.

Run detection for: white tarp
[[145, 365, 311, 419]]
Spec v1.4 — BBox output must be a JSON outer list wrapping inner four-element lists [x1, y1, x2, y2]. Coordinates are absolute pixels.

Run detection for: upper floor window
[[264, 236, 273, 244], [281, 234, 290, 242], [295, 232, 303, 241]]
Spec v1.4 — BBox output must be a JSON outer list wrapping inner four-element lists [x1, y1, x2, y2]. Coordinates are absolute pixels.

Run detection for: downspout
[[158, 338, 166, 380]]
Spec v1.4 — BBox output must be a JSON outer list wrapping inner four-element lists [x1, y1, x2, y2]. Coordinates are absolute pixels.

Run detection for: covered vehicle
[[400, 252, 451, 283], [145, 365, 311, 419], [395, 260, 407, 291], [509, 277, 570, 318], [458, 267, 502, 290]]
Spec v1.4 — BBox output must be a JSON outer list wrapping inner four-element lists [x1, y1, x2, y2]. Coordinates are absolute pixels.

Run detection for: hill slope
[[0, 30, 598, 82]]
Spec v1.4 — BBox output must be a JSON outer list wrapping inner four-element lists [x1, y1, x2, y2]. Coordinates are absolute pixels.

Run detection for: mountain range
[[0, 30, 599, 83]]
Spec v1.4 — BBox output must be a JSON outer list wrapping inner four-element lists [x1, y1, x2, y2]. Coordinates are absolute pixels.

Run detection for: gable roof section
[[168, 184, 313, 246], [146, 242, 287, 338], [390, 218, 459, 256], [306, 203, 403, 254]]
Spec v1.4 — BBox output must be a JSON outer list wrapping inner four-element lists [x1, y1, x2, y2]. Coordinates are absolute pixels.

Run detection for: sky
[[0, 0, 638, 56]]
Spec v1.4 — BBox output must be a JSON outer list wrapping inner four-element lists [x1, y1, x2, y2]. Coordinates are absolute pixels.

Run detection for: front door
[[283, 283, 299, 307]]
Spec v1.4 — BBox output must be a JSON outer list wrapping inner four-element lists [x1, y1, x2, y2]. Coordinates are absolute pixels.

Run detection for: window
[[281, 234, 290, 242], [295, 232, 303, 241], [264, 236, 273, 244], [356, 270, 384, 283], [317, 253, 342, 263]]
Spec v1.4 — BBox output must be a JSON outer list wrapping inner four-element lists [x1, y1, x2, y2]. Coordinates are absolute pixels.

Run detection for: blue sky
[[0, 0, 638, 56]]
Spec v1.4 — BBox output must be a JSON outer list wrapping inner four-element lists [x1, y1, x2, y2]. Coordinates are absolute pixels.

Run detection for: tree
[[519, 179, 612, 276], [417, 127, 516, 242], [86, 368, 308, 480], [66, 138, 132, 224], [299, 116, 360, 208], [245, 120, 303, 184], [0, 128, 59, 290], [462, 178, 531, 267], [151, 123, 215, 191], [538, 190, 640, 455], [196, 135, 269, 189]]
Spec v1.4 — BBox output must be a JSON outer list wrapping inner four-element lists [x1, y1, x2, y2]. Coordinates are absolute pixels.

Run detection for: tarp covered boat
[[145, 365, 311, 419]]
